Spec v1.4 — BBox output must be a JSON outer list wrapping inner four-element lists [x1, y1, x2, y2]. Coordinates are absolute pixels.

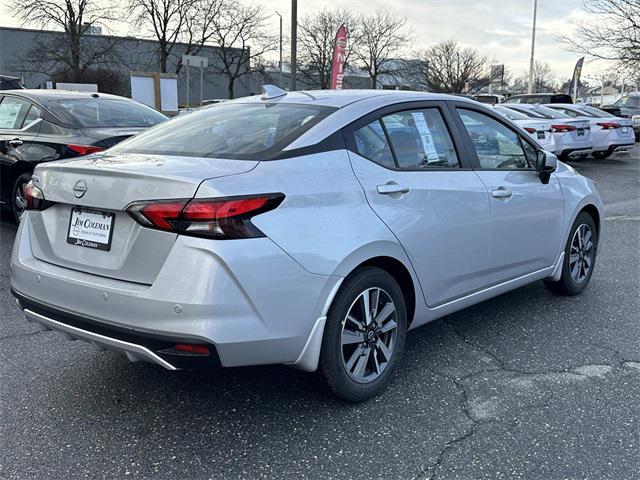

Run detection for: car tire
[[544, 211, 598, 296], [592, 151, 611, 160], [11, 172, 32, 224], [319, 266, 407, 402]]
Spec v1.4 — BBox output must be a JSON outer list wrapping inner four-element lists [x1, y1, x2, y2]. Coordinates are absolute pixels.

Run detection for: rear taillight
[[23, 180, 53, 211], [67, 144, 106, 156], [596, 122, 621, 130], [126, 193, 284, 240], [524, 127, 537, 134], [551, 124, 577, 133]]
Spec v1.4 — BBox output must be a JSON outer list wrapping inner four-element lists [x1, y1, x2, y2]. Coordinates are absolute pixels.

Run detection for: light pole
[[290, 0, 297, 91], [275, 11, 283, 88], [527, 0, 538, 94]]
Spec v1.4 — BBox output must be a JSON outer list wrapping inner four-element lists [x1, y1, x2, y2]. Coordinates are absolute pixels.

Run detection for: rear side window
[[22, 105, 42, 127], [110, 102, 336, 160], [382, 109, 459, 169], [0, 97, 31, 129], [458, 109, 531, 170], [354, 120, 395, 168], [354, 109, 459, 169], [47, 98, 167, 127]]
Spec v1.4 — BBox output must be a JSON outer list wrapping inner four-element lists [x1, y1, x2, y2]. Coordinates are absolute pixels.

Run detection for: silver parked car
[[12, 87, 604, 401]]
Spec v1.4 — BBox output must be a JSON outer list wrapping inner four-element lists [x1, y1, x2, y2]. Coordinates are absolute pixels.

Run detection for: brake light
[[67, 144, 105, 156], [23, 180, 53, 211], [174, 344, 210, 355], [596, 122, 621, 130], [551, 124, 577, 133], [524, 127, 537, 134], [126, 194, 284, 239]]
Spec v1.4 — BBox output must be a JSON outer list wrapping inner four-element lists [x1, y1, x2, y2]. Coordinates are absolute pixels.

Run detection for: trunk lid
[[28, 152, 258, 284], [81, 127, 147, 149]]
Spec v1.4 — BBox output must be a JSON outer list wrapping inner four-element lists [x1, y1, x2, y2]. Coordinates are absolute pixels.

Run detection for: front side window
[[458, 109, 531, 170], [110, 102, 336, 160], [0, 97, 31, 129]]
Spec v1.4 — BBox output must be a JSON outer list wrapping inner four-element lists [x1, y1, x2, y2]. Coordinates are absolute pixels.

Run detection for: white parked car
[[493, 105, 557, 154], [545, 104, 635, 159], [500, 104, 593, 160]]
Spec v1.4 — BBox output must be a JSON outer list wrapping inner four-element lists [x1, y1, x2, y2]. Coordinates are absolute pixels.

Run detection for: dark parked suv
[[601, 94, 640, 140], [504, 93, 573, 105], [0, 90, 167, 222]]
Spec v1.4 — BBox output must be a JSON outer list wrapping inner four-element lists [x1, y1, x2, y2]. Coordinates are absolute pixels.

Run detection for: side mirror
[[535, 150, 557, 184]]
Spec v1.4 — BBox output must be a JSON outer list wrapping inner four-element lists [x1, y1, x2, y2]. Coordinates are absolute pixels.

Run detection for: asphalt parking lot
[[0, 147, 638, 480]]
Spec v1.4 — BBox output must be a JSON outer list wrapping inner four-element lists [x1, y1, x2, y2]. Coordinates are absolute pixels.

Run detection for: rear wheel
[[319, 266, 407, 402], [544, 211, 598, 295], [11, 172, 32, 224]]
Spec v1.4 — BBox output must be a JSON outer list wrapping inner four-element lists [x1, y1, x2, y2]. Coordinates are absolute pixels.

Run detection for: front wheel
[[544, 211, 598, 295], [319, 266, 407, 402]]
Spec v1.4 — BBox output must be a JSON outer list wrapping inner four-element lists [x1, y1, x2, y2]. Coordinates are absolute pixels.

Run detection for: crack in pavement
[[411, 319, 640, 480], [0, 329, 45, 341]]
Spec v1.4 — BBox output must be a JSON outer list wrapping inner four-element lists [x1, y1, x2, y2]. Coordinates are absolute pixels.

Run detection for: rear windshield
[[48, 98, 167, 127], [576, 105, 615, 118], [513, 105, 569, 119], [110, 102, 337, 160], [494, 106, 529, 121]]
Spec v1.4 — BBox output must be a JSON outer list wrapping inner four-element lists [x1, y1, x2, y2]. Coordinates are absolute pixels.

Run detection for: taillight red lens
[[67, 144, 105, 156], [23, 180, 52, 211], [551, 124, 577, 133], [596, 122, 621, 130], [126, 194, 284, 240], [174, 344, 210, 355], [524, 127, 537, 134]]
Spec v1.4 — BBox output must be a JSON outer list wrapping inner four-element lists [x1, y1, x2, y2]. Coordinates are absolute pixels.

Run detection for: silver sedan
[[12, 87, 604, 401]]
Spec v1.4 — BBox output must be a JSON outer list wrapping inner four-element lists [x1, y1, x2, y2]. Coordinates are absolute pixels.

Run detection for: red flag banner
[[330, 25, 349, 90]]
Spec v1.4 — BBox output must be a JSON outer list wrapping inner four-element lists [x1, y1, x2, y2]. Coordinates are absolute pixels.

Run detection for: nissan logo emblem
[[73, 180, 88, 198]]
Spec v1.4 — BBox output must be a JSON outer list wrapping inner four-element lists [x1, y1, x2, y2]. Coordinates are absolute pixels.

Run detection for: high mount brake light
[[551, 124, 578, 133], [67, 144, 105, 156], [596, 122, 621, 130], [126, 194, 285, 240]]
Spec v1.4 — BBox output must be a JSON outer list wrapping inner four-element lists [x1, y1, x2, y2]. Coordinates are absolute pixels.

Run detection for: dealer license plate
[[67, 207, 114, 251]]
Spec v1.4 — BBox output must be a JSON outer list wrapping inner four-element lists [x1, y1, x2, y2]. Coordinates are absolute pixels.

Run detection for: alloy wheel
[[340, 287, 398, 383], [569, 223, 594, 284]]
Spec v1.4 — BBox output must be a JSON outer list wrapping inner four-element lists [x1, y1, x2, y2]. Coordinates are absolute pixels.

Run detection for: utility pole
[[290, 0, 297, 91], [275, 11, 283, 88], [600, 75, 605, 106], [527, 0, 538, 94]]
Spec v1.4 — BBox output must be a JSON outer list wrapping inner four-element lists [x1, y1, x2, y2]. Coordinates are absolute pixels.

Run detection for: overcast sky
[[0, 0, 603, 80]]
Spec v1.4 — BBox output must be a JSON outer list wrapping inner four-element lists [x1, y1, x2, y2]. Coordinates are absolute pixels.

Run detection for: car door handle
[[377, 183, 410, 195], [491, 187, 512, 199], [8, 138, 23, 147]]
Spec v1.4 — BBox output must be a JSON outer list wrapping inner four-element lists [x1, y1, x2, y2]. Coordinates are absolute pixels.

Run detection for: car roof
[[0, 89, 127, 102], [227, 89, 477, 109]]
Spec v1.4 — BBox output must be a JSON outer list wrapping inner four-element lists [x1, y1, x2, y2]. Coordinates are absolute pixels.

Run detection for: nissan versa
[[11, 88, 603, 402]]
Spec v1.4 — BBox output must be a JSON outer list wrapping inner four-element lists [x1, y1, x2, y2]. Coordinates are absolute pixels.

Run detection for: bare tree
[[413, 40, 489, 93], [208, 1, 277, 99], [297, 8, 359, 89], [512, 61, 556, 93], [10, 0, 121, 82], [351, 10, 410, 89], [564, 0, 640, 80], [128, 0, 226, 74]]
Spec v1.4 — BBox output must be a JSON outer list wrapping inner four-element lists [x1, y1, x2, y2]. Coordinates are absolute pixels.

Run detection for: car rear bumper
[[11, 215, 341, 370]]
